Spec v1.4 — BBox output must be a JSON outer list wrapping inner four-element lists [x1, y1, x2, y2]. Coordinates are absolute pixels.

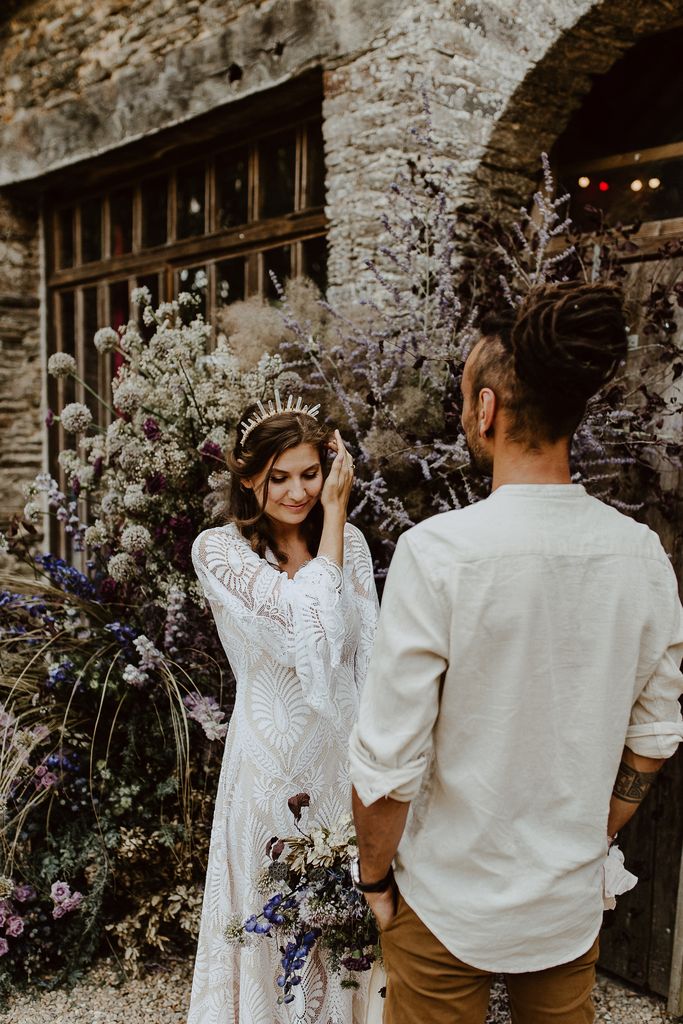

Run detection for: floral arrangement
[[0, 292, 300, 991], [243, 794, 378, 1005]]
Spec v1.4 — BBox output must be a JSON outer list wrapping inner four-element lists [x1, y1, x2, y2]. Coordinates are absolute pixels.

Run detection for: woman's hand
[[320, 430, 354, 517]]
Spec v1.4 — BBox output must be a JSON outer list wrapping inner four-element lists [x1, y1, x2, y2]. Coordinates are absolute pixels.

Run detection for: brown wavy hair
[[474, 282, 627, 444], [226, 404, 332, 564]]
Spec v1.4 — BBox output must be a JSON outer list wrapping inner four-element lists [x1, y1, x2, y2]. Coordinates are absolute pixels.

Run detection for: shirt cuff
[[625, 721, 683, 759], [348, 728, 427, 805]]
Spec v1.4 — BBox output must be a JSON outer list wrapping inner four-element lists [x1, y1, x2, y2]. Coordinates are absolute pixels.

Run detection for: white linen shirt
[[349, 484, 683, 973]]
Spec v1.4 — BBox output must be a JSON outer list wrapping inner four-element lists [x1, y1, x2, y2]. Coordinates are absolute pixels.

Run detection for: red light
[[598, 181, 609, 192]]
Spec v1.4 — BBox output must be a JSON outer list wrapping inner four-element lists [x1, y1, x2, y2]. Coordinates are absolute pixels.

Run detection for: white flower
[[107, 552, 137, 582], [112, 377, 146, 414], [123, 664, 149, 688], [60, 403, 93, 434], [100, 492, 121, 516], [208, 471, 230, 491], [131, 286, 152, 308], [122, 484, 148, 514], [133, 635, 162, 669], [47, 353, 77, 378], [120, 524, 151, 553], [23, 501, 42, 524], [93, 327, 119, 354], [0, 533, 8, 553], [84, 522, 108, 548]]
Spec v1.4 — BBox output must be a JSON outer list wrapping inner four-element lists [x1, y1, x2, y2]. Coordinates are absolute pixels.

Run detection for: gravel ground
[[0, 960, 677, 1023]]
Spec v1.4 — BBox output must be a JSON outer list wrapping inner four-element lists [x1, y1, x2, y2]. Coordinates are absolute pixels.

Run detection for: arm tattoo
[[613, 760, 659, 804]]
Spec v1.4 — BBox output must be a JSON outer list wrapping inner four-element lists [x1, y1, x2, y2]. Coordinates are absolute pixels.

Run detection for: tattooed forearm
[[613, 760, 659, 804]]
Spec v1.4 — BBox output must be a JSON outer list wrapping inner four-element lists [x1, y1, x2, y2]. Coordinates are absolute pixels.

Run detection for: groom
[[349, 282, 683, 1023]]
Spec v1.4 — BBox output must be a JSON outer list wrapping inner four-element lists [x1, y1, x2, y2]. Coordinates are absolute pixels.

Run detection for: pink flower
[[0, 902, 8, 928], [52, 904, 67, 919], [62, 892, 83, 913], [0, 937, 8, 956], [40, 772, 58, 789], [5, 916, 23, 937], [50, 880, 71, 903], [13, 884, 35, 903], [34, 765, 47, 778]]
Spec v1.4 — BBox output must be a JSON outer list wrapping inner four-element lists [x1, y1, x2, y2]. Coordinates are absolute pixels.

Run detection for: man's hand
[[607, 746, 667, 838], [365, 884, 398, 931]]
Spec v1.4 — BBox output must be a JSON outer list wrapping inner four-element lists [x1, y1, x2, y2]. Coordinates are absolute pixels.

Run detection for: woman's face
[[247, 443, 324, 527]]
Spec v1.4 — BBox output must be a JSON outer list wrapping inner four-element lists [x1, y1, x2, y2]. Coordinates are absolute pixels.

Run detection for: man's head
[[461, 282, 628, 473]]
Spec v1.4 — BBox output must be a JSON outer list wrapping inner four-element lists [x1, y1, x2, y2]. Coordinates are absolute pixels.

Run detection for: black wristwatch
[[350, 855, 394, 893]]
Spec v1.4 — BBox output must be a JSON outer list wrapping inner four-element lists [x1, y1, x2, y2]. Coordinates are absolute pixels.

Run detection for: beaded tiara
[[239, 390, 321, 447]]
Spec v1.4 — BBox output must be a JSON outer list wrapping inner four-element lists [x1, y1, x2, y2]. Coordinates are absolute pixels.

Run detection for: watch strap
[[355, 865, 394, 894]]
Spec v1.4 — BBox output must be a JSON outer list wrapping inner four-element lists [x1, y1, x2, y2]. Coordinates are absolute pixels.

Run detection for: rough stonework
[[1, 0, 683, 518]]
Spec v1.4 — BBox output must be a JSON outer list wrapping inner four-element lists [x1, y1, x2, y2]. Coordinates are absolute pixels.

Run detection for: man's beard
[[464, 424, 493, 476]]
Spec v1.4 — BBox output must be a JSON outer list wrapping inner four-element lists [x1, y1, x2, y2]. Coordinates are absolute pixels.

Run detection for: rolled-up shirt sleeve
[[349, 531, 449, 805], [626, 565, 683, 759]]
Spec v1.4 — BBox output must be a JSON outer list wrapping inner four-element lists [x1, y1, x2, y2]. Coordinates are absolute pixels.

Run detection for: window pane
[[178, 265, 208, 318], [58, 208, 74, 269], [260, 131, 296, 219], [302, 236, 327, 293], [262, 245, 292, 301], [177, 162, 206, 238], [60, 291, 76, 407], [306, 122, 325, 209], [81, 198, 103, 264], [83, 287, 100, 418], [216, 259, 245, 306], [109, 280, 129, 378], [110, 188, 133, 256], [217, 149, 249, 229], [141, 176, 168, 248], [137, 273, 160, 340]]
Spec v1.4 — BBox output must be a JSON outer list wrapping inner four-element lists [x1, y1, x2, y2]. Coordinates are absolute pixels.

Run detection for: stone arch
[[471, 0, 683, 213]]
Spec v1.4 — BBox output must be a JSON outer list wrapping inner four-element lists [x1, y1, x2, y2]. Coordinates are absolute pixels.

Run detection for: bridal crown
[[239, 389, 321, 447]]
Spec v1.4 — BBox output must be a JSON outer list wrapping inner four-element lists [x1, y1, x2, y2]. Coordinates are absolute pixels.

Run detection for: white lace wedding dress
[[188, 521, 380, 1024]]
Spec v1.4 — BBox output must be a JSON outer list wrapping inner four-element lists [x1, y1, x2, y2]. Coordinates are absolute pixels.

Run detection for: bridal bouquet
[[243, 793, 379, 1005]]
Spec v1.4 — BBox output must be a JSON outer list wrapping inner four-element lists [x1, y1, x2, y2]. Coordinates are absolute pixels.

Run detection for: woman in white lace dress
[[188, 397, 379, 1024]]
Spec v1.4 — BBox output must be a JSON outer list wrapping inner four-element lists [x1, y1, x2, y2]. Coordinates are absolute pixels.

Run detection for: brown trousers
[[381, 895, 600, 1024]]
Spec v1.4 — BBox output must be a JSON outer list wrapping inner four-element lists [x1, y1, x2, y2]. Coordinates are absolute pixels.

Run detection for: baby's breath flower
[[47, 352, 77, 378], [60, 402, 93, 434], [131, 286, 152, 308], [120, 524, 152, 553], [112, 377, 147, 414], [23, 500, 41, 524], [122, 484, 148, 514], [107, 552, 137, 583], [84, 521, 108, 547], [93, 327, 119, 354]]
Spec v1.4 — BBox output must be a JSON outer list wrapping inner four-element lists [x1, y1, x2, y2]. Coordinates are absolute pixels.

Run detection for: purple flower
[[39, 771, 59, 789], [50, 880, 71, 904], [0, 937, 8, 956], [13, 884, 35, 903], [145, 472, 167, 495], [142, 417, 162, 441], [62, 891, 83, 912], [5, 916, 24, 938], [52, 904, 67, 919], [34, 765, 47, 778], [45, 409, 55, 428], [0, 902, 8, 927], [200, 440, 223, 462]]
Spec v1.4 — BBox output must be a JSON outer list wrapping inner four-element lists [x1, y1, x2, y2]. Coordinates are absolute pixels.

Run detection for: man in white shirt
[[349, 282, 683, 1023]]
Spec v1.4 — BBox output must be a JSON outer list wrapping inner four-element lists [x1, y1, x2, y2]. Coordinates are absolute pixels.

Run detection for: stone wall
[[0, 195, 40, 528]]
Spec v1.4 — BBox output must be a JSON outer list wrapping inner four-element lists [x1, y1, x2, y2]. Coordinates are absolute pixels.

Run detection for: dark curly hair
[[226, 404, 332, 565], [472, 282, 627, 445]]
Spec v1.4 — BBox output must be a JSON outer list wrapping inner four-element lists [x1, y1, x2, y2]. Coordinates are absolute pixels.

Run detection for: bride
[[188, 393, 380, 1024]]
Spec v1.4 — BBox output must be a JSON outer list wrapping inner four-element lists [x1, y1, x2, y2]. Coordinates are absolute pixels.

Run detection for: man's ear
[[478, 388, 497, 437]]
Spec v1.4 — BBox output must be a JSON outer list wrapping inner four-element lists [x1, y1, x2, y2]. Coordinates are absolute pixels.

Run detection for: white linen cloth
[[349, 484, 683, 973], [188, 522, 379, 1024]]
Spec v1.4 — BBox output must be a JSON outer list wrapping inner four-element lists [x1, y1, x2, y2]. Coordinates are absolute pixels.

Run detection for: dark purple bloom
[[5, 915, 24, 938], [145, 472, 167, 495], [143, 417, 162, 441], [13, 885, 35, 904], [200, 440, 223, 463]]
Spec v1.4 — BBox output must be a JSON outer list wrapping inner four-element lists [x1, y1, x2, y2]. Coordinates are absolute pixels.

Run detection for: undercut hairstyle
[[472, 282, 628, 446], [226, 405, 332, 564]]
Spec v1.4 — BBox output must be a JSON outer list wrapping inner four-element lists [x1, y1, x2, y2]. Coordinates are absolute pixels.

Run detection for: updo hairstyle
[[227, 405, 332, 564], [476, 282, 627, 443]]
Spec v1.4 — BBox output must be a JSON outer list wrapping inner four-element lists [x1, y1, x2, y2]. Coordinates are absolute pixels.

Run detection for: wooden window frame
[[45, 111, 328, 558]]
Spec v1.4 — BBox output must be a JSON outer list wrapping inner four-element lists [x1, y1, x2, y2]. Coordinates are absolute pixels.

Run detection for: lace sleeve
[[345, 524, 379, 691], [192, 527, 345, 719]]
